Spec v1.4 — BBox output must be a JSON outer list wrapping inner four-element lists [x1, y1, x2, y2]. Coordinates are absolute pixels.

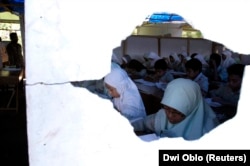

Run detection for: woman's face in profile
[[104, 83, 120, 98], [186, 68, 199, 80], [228, 74, 242, 91], [163, 105, 186, 124], [155, 69, 165, 77]]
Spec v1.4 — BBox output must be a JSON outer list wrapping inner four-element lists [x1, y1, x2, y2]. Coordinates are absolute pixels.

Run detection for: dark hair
[[227, 64, 245, 78], [190, 53, 198, 58], [185, 58, 202, 72], [154, 59, 168, 70], [9, 32, 18, 41], [209, 53, 221, 66], [127, 59, 146, 72]]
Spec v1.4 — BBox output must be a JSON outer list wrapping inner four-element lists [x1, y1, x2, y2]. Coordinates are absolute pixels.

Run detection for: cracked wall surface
[[26, 0, 250, 165]]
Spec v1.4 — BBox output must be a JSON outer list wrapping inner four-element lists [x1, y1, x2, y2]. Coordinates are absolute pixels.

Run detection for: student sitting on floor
[[132, 78, 219, 141], [104, 68, 147, 123], [185, 58, 209, 97]]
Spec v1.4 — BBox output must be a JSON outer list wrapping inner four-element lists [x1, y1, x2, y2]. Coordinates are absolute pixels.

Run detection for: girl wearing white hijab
[[143, 51, 161, 70], [104, 68, 147, 123], [221, 50, 236, 69], [167, 52, 181, 71], [194, 54, 208, 65], [111, 53, 121, 64], [194, 54, 209, 72], [132, 78, 219, 140]]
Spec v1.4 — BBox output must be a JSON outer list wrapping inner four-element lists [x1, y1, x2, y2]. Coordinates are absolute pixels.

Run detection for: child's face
[[163, 105, 186, 124], [228, 74, 242, 91], [169, 56, 175, 63], [155, 69, 165, 77], [104, 83, 120, 98], [186, 68, 199, 80]]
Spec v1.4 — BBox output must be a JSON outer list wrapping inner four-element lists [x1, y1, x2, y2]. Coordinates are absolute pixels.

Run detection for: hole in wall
[[71, 11, 250, 141]]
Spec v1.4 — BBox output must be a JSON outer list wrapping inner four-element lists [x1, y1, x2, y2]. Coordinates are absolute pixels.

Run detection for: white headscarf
[[221, 50, 236, 69], [111, 52, 123, 65], [154, 78, 219, 140], [181, 52, 188, 58], [194, 54, 209, 67], [104, 68, 146, 122], [167, 52, 181, 70], [143, 51, 161, 69], [169, 52, 181, 63], [122, 54, 132, 64]]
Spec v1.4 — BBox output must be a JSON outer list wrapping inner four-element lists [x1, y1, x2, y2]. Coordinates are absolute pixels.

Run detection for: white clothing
[[104, 68, 146, 122], [194, 54, 209, 67], [193, 72, 209, 93], [121, 54, 132, 64], [221, 50, 236, 69], [157, 78, 219, 140], [168, 52, 181, 71], [132, 78, 219, 140], [170, 52, 181, 62], [111, 52, 123, 65], [143, 51, 161, 69]]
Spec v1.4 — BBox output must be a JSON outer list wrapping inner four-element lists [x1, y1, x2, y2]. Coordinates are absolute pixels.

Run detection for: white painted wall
[[26, 0, 250, 166]]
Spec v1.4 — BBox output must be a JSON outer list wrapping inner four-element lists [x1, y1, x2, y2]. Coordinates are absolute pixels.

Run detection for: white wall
[[124, 35, 159, 62], [160, 38, 188, 57], [26, 0, 250, 166], [124, 36, 213, 60]]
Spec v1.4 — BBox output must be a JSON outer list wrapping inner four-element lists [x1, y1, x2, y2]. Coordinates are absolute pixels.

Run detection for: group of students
[[102, 65, 220, 141], [134, 51, 244, 121], [72, 50, 246, 141], [0, 32, 24, 68]]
